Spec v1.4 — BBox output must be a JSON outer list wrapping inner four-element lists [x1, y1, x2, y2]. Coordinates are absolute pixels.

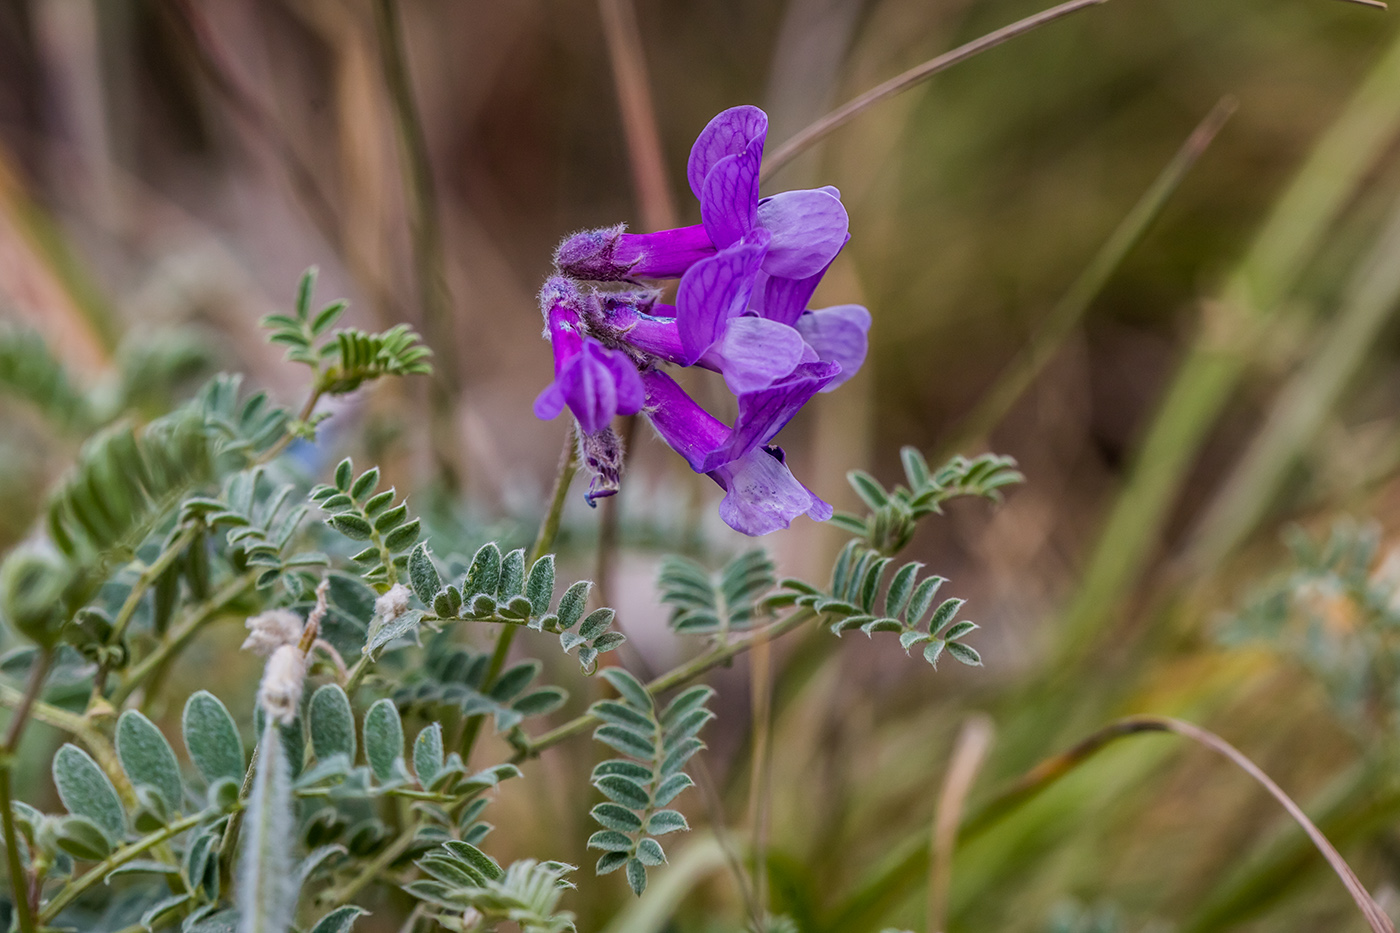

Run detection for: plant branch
[[516, 609, 816, 761], [0, 650, 51, 933], [761, 0, 1111, 179], [38, 810, 209, 923]]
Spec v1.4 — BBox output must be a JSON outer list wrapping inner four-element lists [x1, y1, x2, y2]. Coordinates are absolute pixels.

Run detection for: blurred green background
[[4, 0, 1400, 930]]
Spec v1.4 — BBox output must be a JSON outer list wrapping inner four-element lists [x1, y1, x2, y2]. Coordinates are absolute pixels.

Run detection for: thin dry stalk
[[746, 633, 775, 921], [928, 715, 994, 933], [761, 0, 1110, 179]]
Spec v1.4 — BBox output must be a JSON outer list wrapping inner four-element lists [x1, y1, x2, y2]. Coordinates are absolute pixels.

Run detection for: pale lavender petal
[[687, 105, 768, 199], [601, 346, 645, 415], [555, 224, 716, 281], [756, 188, 848, 279], [640, 370, 727, 472], [699, 360, 839, 472], [702, 316, 807, 395], [759, 233, 849, 325], [795, 304, 872, 391], [700, 143, 761, 249], [711, 446, 832, 536], [533, 382, 566, 421], [676, 231, 769, 365]]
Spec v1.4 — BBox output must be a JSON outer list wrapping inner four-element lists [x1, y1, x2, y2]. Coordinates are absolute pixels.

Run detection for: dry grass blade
[[963, 717, 1395, 933], [1334, 0, 1387, 9], [929, 715, 994, 933], [940, 96, 1236, 458], [761, 0, 1110, 179]]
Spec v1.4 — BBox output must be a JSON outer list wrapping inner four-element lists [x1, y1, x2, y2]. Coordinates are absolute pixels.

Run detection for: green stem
[[108, 525, 198, 646], [113, 572, 256, 707], [516, 609, 816, 761], [323, 823, 416, 906], [460, 429, 577, 760], [1, 650, 54, 933], [38, 810, 209, 923]]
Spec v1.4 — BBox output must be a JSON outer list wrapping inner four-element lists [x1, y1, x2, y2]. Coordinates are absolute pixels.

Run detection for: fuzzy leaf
[[526, 555, 556, 617], [413, 723, 444, 786], [309, 685, 357, 763], [363, 699, 405, 782], [408, 544, 441, 605], [53, 744, 124, 843], [116, 710, 183, 817], [556, 580, 591, 630], [308, 906, 368, 933]]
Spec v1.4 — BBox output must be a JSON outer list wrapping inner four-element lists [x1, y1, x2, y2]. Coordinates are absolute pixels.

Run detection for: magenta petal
[[601, 346, 645, 415], [711, 446, 832, 536], [559, 344, 616, 434], [796, 304, 872, 391], [756, 188, 849, 279], [687, 105, 768, 199], [699, 360, 839, 472], [700, 143, 761, 249], [640, 370, 728, 472], [704, 316, 807, 395], [676, 232, 769, 365], [533, 382, 566, 420]]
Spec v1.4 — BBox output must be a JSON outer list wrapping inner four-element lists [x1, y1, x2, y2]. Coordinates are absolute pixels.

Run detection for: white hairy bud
[[241, 609, 305, 657], [374, 583, 412, 623], [258, 644, 307, 725]]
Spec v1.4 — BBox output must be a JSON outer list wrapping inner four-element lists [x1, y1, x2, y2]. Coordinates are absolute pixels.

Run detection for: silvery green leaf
[[186, 907, 240, 933], [490, 660, 540, 702], [327, 513, 373, 541], [383, 519, 420, 552], [592, 760, 650, 782], [594, 700, 653, 731], [653, 773, 693, 806], [590, 631, 626, 654], [463, 543, 501, 597], [901, 445, 931, 489], [493, 548, 525, 601], [53, 744, 125, 844], [599, 668, 651, 712], [309, 685, 356, 762], [441, 840, 504, 881], [905, 575, 947, 627], [372, 502, 407, 533], [626, 857, 647, 896], [364, 608, 423, 658], [408, 543, 440, 605], [923, 640, 946, 668], [349, 467, 379, 502], [636, 838, 666, 866], [107, 859, 181, 879], [596, 851, 628, 875], [594, 775, 650, 809], [363, 488, 395, 518], [116, 710, 183, 816], [591, 803, 643, 832], [413, 723, 444, 787], [576, 647, 598, 671], [594, 725, 655, 759], [333, 458, 353, 491], [51, 814, 113, 861], [847, 470, 888, 510], [579, 608, 615, 642], [560, 632, 586, 653], [645, 810, 689, 835], [587, 830, 634, 852], [142, 893, 192, 931], [526, 555, 555, 616], [899, 630, 931, 653], [300, 844, 348, 886], [927, 597, 966, 635], [363, 699, 404, 783], [884, 561, 923, 618], [659, 738, 703, 778], [512, 688, 566, 717], [308, 906, 367, 933], [556, 580, 591, 630], [945, 642, 982, 666], [944, 620, 978, 641]]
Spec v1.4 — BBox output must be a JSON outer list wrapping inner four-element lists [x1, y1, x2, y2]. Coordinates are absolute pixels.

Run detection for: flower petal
[[700, 143, 761, 249], [759, 233, 849, 325], [687, 105, 768, 199], [795, 304, 872, 391], [560, 341, 618, 434], [676, 232, 769, 365], [640, 370, 728, 472], [756, 188, 849, 279], [533, 381, 566, 420], [601, 346, 645, 415], [711, 446, 832, 536], [702, 316, 807, 395], [699, 360, 839, 472]]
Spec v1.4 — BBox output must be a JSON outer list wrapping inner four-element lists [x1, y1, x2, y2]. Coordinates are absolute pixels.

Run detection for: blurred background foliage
[[3, 0, 1400, 930]]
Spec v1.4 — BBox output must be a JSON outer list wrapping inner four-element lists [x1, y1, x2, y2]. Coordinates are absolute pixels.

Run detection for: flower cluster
[[535, 106, 871, 536]]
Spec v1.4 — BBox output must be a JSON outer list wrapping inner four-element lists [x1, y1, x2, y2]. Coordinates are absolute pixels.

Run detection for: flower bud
[[258, 644, 307, 725], [242, 609, 304, 657], [578, 427, 625, 507], [0, 544, 76, 647]]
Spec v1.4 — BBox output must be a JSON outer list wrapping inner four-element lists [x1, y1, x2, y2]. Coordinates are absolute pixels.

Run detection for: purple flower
[[641, 370, 832, 535], [555, 106, 849, 283], [532, 277, 645, 434]]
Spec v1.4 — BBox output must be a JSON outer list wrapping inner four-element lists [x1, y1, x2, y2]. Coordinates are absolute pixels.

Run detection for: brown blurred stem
[[373, 0, 462, 489], [761, 0, 1111, 180], [928, 715, 994, 933], [0, 649, 51, 933], [939, 96, 1235, 458]]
